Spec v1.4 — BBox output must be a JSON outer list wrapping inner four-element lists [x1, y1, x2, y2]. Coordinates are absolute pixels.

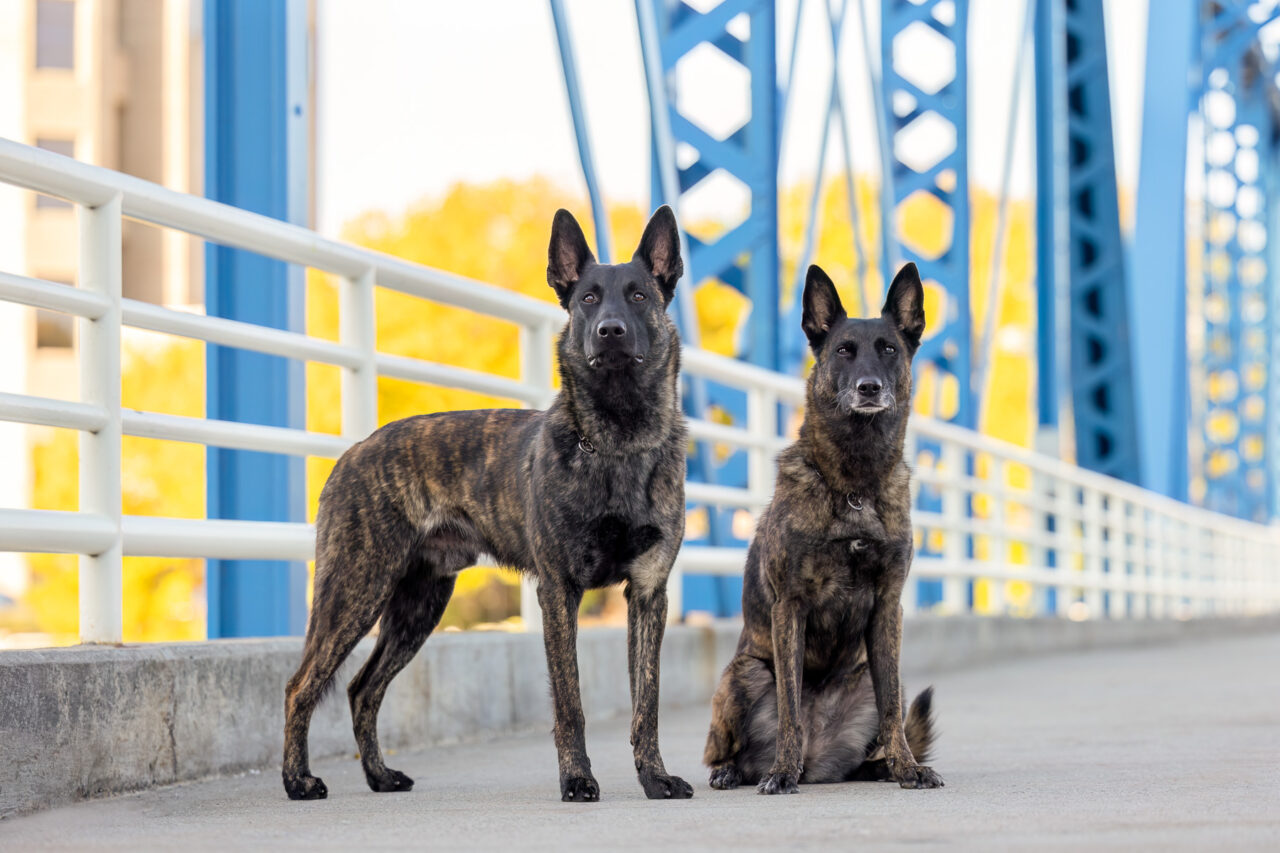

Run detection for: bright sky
[[316, 0, 1149, 237]]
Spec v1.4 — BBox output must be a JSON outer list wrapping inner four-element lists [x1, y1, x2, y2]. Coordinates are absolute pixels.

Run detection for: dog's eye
[[631, 292, 646, 302], [836, 345, 851, 357], [582, 292, 598, 304], [883, 344, 896, 355]]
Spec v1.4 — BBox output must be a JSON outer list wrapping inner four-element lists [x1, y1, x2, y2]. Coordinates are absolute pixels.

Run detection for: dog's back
[[315, 408, 544, 581]]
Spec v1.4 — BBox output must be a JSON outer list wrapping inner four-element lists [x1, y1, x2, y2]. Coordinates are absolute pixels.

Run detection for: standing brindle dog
[[704, 262, 943, 794], [282, 207, 694, 803]]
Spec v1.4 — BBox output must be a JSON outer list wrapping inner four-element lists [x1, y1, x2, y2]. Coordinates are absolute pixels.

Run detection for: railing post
[[78, 193, 123, 644], [1106, 496, 1128, 618], [1082, 487, 1103, 618], [902, 428, 918, 616], [519, 320, 556, 632], [985, 458, 1006, 615], [340, 268, 378, 440], [1029, 467, 1051, 616], [747, 389, 777, 506], [940, 442, 967, 613], [1052, 476, 1076, 617]]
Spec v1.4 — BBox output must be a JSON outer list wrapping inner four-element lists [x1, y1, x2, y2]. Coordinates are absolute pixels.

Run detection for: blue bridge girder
[[880, 0, 973, 428], [1195, 1, 1280, 523], [204, 0, 310, 637], [1034, 0, 1141, 483]]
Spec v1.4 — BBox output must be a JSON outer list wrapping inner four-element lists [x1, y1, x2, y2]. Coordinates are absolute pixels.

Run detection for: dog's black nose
[[857, 379, 882, 397], [597, 318, 627, 338]]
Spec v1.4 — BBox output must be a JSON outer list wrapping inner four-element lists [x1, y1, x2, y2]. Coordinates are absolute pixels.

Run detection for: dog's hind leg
[[349, 555, 457, 793], [282, 582, 391, 801], [282, 515, 412, 801], [705, 653, 774, 789]]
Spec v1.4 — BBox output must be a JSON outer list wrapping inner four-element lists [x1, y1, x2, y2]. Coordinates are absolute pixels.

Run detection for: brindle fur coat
[[282, 207, 693, 803], [703, 263, 943, 794]]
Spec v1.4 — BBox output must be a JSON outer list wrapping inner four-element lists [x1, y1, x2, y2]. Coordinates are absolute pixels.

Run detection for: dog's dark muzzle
[[586, 317, 646, 368], [838, 377, 894, 414]]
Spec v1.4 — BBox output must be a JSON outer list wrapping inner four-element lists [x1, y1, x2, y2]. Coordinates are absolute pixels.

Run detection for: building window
[[35, 280, 75, 348], [35, 138, 74, 209], [35, 0, 76, 70]]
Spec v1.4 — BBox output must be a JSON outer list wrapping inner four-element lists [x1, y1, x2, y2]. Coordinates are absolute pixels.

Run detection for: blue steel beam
[[880, 0, 972, 427], [1196, 3, 1276, 522], [880, 0, 972, 611], [1129, 0, 1195, 502], [1033, 0, 1140, 482], [637, 0, 779, 616], [641, 0, 779, 370], [204, 0, 309, 637], [548, 0, 613, 264]]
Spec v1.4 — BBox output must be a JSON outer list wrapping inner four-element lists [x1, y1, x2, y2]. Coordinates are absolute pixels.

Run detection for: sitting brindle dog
[[704, 262, 943, 794], [282, 207, 694, 803]]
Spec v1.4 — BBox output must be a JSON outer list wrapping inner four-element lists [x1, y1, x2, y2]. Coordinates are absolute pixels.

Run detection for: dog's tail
[[904, 686, 937, 764]]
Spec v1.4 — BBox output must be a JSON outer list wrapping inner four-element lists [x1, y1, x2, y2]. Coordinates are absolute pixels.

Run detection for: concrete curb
[[3, 614, 1278, 819]]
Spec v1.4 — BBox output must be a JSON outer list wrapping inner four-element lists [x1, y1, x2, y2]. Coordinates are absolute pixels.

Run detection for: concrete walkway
[[6, 631, 1279, 851]]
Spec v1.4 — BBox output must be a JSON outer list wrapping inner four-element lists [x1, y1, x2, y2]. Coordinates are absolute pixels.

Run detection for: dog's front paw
[[708, 764, 742, 790], [365, 766, 414, 793], [638, 769, 694, 799], [282, 772, 328, 801], [560, 774, 600, 803], [893, 762, 944, 789], [756, 769, 800, 795]]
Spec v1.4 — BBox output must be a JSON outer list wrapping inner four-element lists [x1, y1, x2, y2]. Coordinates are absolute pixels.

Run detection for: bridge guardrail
[[1, 139, 1277, 642]]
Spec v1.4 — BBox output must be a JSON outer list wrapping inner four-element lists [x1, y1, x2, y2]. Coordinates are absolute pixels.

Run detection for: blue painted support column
[[204, 0, 309, 637], [880, 0, 972, 428], [881, 0, 972, 610], [637, 0, 780, 616], [548, 0, 613, 263], [1129, 0, 1194, 501], [1033, 0, 1067, 438], [1033, 0, 1140, 483], [1195, 1, 1277, 522]]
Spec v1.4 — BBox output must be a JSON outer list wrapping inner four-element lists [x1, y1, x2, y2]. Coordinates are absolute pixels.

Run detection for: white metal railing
[[1, 138, 1278, 643]]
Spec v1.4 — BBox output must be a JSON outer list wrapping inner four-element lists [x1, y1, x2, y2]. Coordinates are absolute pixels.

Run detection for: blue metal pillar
[[880, 0, 971, 610], [641, 0, 779, 368], [204, 0, 309, 637], [880, 0, 972, 427], [1034, 0, 1065, 438], [1130, 0, 1194, 501], [637, 0, 779, 616], [1196, 2, 1277, 522], [1033, 0, 1140, 482]]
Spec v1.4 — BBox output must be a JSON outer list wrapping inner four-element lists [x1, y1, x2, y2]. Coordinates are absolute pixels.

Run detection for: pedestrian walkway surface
[[6, 632, 1279, 850]]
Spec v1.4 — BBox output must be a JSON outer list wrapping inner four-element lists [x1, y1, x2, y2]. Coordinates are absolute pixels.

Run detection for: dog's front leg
[[867, 578, 943, 789], [626, 569, 694, 799], [759, 599, 805, 794], [536, 573, 598, 802]]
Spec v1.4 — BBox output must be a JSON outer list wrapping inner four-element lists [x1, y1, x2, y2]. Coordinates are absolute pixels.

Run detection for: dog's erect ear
[[882, 262, 926, 349], [547, 209, 595, 308], [802, 264, 846, 350], [634, 205, 683, 306]]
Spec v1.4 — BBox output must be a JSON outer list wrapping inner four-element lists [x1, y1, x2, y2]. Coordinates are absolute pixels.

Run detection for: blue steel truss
[[1195, 2, 1278, 522], [1130, 0, 1195, 502], [639, 0, 780, 369], [880, 0, 972, 427], [1034, 0, 1140, 482], [635, 0, 780, 615]]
